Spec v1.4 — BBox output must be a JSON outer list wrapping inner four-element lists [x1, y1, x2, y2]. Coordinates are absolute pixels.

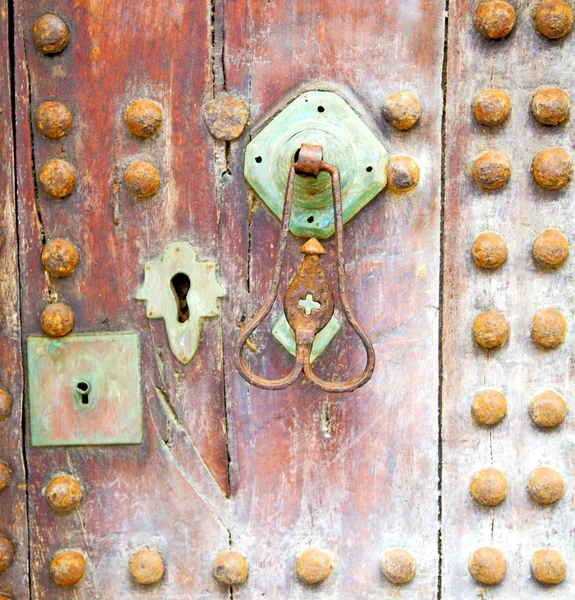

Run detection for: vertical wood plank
[[0, 0, 30, 597], [222, 1, 446, 597], [443, 2, 575, 597]]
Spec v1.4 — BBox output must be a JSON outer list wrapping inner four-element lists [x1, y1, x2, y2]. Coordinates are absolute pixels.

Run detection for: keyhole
[[76, 381, 91, 405], [171, 272, 191, 324]]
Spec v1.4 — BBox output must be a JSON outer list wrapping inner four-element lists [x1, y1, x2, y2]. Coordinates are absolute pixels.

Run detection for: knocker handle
[[234, 144, 376, 392]]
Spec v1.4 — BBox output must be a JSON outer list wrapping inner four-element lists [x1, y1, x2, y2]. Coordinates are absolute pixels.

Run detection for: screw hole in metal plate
[[366, 166, 373, 172], [255, 156, 263, 163], [317, 105, 325, 113]]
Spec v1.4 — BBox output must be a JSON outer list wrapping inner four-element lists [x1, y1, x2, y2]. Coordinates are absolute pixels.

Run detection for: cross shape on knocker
[[298, 293, 321, 315]]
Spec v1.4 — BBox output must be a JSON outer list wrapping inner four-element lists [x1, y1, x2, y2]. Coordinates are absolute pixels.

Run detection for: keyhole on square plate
[[76, 380, 92, 405], [171, 273, 191, 324]]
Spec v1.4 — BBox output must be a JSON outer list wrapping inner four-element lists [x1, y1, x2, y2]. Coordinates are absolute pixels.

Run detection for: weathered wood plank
[[443, 2, 575, 597], [223, 1, 445, 597], [0, 1, 30, 597], [15, 0, 231, 596]]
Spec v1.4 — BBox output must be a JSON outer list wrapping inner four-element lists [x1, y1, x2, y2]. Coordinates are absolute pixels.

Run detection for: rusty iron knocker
[[235, 143, 376, 392]]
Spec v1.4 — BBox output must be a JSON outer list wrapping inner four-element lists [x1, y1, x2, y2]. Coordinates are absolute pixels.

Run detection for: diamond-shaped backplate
[[245, 91, 388, 239]]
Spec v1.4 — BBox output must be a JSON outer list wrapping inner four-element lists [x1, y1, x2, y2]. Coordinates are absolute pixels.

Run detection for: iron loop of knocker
[[235, 143, 376, 392]]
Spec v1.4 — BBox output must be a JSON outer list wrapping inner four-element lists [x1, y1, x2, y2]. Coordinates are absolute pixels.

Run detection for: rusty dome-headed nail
[[469, 547, 507, 585], [474, 89, 511, 127], [126, 99, 163, 138], [296, 548, 333, 585], [536, 0, 573, 39], [530, 390, 567, 428], [0, 463, 12, 494], [472, 389, 507, 425], [533, 229, 569, 268], [532, 308, 567, 349], [0, 388, 11, 422], [0, 594, 12, 599], [41, 303, 75, 338], [472, 151, 511, 191], [475, 1, 516, 39], [213, 551, 249, 586], [204, 92, 249, 141], [380, 548, 417, 584], [0, 537, 14, 574], [472, 232, 508, 269], [387, 155, 420, 192], [35, 101, 73, 139], [532, 549, 567, 584], [532, 88, 570, 125], [533, 148, 572, 190], [39, 159, 76, 199], [382, 91, 422, 131], [46, 475, 83, 514], [473, 311, 510, 349], [33, 14, 70, 55], [125, 161, 160, 199], [528, 467, 565, 504], [470, 468, 508, 507], [42, 239, 79, 278], [130, 549, 165, 585], [50, 550, 86, 586]]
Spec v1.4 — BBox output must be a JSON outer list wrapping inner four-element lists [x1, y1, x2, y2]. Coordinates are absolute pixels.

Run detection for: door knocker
[[235, 143, 375, 392]]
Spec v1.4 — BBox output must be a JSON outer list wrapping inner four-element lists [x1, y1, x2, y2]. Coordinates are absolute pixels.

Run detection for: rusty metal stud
[[33, 14, 70, 55], [533, 229, 569, 268], [473, 311, 509, 349], [536, 0, 573, 39], [42, 239, 79, 278], [125, 161, 160, 199], [530, 390, 566, 428], [130, 549, 164, 585], [46, 475, 83, 513], [126, 99, 163, 138], [0, 537, 14, 574], [528, 467, 565, 505], [0, 388, 11, 422], [296, 548, 333, 585], [532, 88, 570, 126], [532, 549, 567, 584], [39, 159, 76, 199], [470, 468, 508, 506], [41, 302, 75, 338], [472, 389, 507, 425], [475, 1, 516, 39], [474, 89, 511, 127], [380, 549, 417, 584], [532, 308, 566, 349], [204, 92, 249, 141], [387, 155, 420, 192], [469, 548, 507, 585], [0, 594, 11, 600], [35, 101, 73, 139], [0, 464, 11, 494], [472, 151, 511, 191], [471, 232, 508, 269], [50, 550, 86, 586], [213, 551, 249, 586], [533, 148, 572, 190], [382, 91, 421, 131]]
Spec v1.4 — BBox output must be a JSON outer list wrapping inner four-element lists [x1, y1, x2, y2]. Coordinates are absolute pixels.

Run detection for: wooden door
[[0, 0, 572, 598]]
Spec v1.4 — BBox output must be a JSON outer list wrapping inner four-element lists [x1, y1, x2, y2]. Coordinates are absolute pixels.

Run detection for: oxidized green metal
[[244, 91, 388, 238], [136, 242, 225, 364], [27, 332, 142, 446], [272, 312, 341, 364]]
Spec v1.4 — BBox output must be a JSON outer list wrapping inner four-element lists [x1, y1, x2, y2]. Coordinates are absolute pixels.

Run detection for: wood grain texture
[[222, 1, 445, 597], [15, 0, 231, 597], [443, 1, 575, 597], [0, 0, 30, 597]]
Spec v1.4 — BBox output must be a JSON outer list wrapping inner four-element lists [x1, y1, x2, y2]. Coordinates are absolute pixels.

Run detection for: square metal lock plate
[[27, 332, 142, 447]]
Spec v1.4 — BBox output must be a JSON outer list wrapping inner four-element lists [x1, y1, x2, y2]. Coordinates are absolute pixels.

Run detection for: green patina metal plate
[[28, 332, 142, 447], [272, 312, 341, 364], [245, 91, 388, 239]]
